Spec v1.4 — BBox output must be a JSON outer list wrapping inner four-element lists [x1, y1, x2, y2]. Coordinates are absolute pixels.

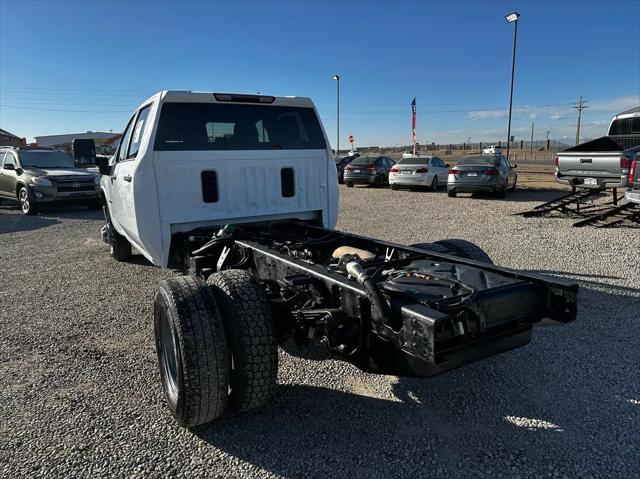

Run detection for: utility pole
[[573, 96, 588, 145], [530, 122, 534, 154]]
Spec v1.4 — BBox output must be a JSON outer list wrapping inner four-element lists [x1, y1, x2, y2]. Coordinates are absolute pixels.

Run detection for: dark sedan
[[447, 154, 517, 198], [335, 153, 359, 184], [344, 155, 395, 187]]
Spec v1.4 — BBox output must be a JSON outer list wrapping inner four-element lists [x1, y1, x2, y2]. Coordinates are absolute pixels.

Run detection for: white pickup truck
[[555, 107, 640, 190], [95, 90, 577, 428]]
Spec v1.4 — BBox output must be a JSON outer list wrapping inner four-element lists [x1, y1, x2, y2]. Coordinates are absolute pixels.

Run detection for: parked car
[[0, 146, 100, 215], [555, 107, 640, 191], [447, 153, 517, 198], [335, 153, 359, 184], [625, 152, 640, 205], [343, 155, 395, 187], [389, 156, 449, 190], [482, 145, 502, 154]]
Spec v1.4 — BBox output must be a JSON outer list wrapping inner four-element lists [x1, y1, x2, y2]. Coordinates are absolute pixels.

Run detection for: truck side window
[[117, 117, 135, 162], [127, 105, 152, 159]]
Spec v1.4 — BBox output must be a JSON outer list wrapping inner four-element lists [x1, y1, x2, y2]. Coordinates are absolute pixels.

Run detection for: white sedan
[[389, 156, 450, 190]]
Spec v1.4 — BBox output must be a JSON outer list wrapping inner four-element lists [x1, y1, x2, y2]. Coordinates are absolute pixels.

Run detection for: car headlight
[[31, 177, 53, 187]]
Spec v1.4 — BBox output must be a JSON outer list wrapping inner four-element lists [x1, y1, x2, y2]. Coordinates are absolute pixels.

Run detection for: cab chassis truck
[[96, 91, 578, 427]]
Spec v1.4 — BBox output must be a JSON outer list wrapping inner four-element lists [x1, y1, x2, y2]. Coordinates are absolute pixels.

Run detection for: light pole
[[546, 130, 550, 150], [332, 75, 340, 158], [505, 11, 520, 161]]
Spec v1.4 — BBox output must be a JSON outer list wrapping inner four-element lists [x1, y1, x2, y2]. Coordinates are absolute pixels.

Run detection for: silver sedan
[[389, 156, 450, 190]]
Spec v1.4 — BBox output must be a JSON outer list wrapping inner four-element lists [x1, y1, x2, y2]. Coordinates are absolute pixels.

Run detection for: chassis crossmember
[[181, 221, 578, 378]]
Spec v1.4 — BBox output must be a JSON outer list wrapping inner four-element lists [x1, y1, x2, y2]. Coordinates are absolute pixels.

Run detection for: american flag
[[411, 98, 417, 156]]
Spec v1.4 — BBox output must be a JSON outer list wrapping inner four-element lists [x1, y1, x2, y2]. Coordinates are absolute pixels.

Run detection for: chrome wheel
[[158, 311, 179, 402], [19, 188, 30, 214]]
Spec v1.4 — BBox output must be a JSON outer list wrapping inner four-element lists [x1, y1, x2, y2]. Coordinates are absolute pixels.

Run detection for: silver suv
[[0, 146, 100, 215]]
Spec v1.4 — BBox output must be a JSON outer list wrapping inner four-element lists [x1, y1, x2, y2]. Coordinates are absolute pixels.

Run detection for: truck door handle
[[123, 175, 132, 182]]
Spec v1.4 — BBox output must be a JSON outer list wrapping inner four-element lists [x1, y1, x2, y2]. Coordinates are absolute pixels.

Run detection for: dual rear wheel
[[153, 270, 278, 427]]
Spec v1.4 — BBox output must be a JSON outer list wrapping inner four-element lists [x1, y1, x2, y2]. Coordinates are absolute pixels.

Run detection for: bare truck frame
[[154, 220, 578, 427]]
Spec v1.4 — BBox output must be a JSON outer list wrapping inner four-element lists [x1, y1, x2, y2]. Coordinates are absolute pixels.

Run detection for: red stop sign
[[348, 135, 354, 143]]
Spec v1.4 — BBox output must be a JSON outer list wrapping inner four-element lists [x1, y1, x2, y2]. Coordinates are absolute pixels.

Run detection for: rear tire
[[346, 182, 354, 188], [430, 177, 438, 191], [447, 190, 457, 198], [207, 270, 278, 412], [391, 184, 399, 190], [153, 276, 230, 427], [411, 239, 493, 264], [497, 185, 507, 199]]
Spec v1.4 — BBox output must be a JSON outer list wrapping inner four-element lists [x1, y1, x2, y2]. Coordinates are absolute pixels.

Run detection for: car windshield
[[19, 150, 75, 168], [457, 156, 497, 166], [397, 157, 429, 165], [350, 157, 377, 165], [154, 102, 327, 151]]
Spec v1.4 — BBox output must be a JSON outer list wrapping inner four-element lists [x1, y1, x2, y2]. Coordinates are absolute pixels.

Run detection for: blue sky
[[1, 0, 638, 147]]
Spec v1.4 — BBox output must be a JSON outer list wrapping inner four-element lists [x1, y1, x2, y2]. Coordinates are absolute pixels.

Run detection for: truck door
[[110, 104, 152, 245], [109, 114, 138, 240]]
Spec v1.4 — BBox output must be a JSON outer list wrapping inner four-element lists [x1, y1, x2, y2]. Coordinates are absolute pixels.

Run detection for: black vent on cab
[[201, 170, 218, 203], [281, 168, 295, 198]]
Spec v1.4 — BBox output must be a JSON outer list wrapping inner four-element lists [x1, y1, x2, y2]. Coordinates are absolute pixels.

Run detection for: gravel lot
[[1, 187, 639, 478]]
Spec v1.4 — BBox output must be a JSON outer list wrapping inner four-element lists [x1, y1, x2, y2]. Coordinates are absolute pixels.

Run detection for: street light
[[332, 75, 340, 158], [505, 11, 520, 161]]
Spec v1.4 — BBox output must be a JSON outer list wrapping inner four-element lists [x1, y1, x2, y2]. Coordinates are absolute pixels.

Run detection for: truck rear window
[[608, 117, 640, 135], [154, 102, 327, 151]]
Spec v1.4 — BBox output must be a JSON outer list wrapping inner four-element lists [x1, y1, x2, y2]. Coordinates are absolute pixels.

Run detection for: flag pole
[[412, 98, 417, 157]]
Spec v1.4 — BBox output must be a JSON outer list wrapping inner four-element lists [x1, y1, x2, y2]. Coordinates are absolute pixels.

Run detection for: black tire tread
[[110, 230, 132, 261], [411, 239, 494, 264], [208, 269, 278, 412], [155, 276, 229, 427]]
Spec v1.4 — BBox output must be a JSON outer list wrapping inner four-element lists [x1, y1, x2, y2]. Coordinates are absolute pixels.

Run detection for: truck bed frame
[[178, 221, 578, 378]]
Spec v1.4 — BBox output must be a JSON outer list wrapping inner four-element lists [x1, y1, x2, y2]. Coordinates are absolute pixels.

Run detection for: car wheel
[[346, 182, 354, 188], [104, 205, 132, 261], [447, 190, 457, 198], [18, 186, 37, 215], [154, 276, 230, 427], [510, 176, 517, 191], [207, 270, 278, 412], [497, 185, 507, 199], [430, 176, 438, 191], [391, 184, 399, 190]]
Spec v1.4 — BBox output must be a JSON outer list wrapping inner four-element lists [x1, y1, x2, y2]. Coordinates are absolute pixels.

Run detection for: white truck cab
[[99, 91, 338, 267]]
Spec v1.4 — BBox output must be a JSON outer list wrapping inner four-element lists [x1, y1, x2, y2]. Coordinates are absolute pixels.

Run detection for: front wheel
[[447, 190, 457, 198], [346, 182, 354, 188], [510, 176, 518, 191], [430, 176, 438, 191], [154, 276, 230, 427], [18, 186, 37, 215], [391, 184, 399, 190]]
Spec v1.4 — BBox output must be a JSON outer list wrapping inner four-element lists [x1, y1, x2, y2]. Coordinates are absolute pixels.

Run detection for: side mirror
[[95, 156, 111, 176], [445, 164, 450, 168], [3, 163, 15, 171], [73, 138, 96, 166]]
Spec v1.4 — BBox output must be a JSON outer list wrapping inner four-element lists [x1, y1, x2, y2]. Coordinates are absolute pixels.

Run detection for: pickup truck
[[96, 90, 578, 428], [555, 107, 640, 190]]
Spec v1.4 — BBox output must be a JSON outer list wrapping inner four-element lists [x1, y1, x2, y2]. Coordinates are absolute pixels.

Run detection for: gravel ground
[[1, 187, 639, 478]]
